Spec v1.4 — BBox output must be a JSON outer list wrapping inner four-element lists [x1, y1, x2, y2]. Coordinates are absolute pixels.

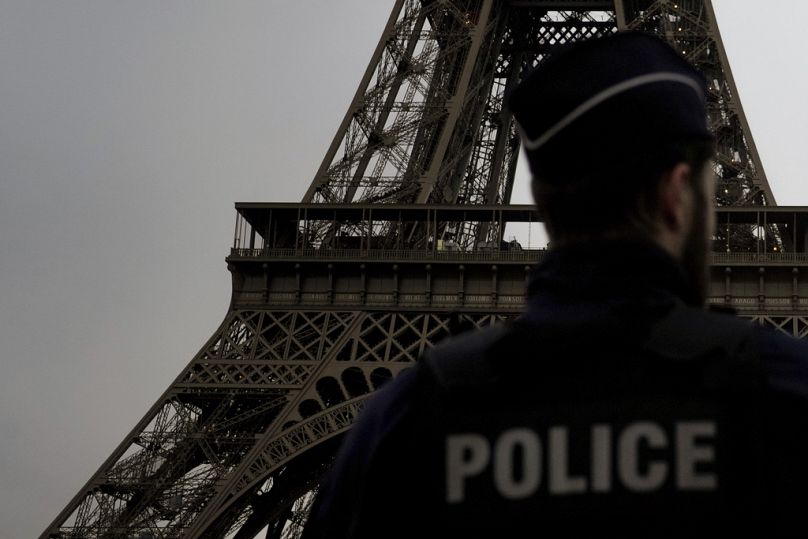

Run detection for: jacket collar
[[523, 240, 701, 326]]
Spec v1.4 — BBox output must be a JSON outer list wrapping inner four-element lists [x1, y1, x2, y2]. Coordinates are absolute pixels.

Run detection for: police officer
[[302, 32, 808, 538]]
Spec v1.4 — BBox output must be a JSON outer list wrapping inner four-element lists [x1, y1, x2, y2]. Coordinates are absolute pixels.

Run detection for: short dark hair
[[531, 138, 715, 245]]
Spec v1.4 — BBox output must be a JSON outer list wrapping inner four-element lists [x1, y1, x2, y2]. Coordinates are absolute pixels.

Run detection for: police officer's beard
[[680, 194, 710, 306]]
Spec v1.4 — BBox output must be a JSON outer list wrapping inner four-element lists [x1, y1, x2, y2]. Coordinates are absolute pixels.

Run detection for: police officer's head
[[508, 31, 715, 301]]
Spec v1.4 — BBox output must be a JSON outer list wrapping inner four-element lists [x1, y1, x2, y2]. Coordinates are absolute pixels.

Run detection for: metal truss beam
[[44, 203, 808, 538]]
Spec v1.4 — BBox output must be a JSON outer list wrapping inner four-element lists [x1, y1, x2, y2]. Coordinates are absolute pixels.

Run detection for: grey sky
[[0, 2, 805, 537]]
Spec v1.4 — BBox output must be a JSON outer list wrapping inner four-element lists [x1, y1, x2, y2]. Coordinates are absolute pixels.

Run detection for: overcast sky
[[1, 2, 806, 537]]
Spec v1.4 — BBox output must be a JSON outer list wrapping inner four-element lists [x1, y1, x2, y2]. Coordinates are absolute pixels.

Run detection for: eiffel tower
[[43, 1, 808, 538]]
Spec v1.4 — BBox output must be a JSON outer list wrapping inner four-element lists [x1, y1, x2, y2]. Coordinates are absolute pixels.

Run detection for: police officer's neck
[[549, 231, 682, 263]]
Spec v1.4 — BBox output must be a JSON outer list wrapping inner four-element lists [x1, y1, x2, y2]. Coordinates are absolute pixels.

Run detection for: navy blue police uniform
[[301, 32, 808, 538]]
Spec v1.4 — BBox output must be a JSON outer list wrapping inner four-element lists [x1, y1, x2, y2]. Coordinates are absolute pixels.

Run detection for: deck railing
[[229, 247, 808, 265]]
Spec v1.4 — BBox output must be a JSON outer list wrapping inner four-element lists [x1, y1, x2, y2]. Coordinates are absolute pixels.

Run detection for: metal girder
[[301, 0, 773, 252], [43, 203, 808, 538], [619, 0, 775, 206], [41, 243, 808, 538], [41, 308, 502, 539], [302, 0, 618, 259]]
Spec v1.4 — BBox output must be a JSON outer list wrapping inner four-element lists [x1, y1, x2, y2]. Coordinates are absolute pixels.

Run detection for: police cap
[[508, 31, 713, 179]]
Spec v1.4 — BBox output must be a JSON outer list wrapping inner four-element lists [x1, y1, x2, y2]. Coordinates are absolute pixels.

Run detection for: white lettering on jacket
[[445, 421, 717, 503]]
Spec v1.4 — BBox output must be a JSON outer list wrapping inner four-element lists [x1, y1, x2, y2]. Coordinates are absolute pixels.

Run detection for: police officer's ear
[[656, 162, 695, 255]]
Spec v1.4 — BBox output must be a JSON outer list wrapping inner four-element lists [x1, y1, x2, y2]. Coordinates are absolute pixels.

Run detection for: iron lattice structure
[[303, 0, 773, 250], [43, 1, 788, 538]]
